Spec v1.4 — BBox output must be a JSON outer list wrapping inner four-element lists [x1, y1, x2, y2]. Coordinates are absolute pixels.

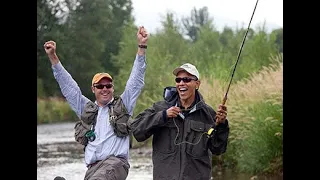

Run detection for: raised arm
[[44, 41, 90, 117], [121, 26, 148, 115]]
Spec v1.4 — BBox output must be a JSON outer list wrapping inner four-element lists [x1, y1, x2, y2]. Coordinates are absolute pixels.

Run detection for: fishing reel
[[206, 127, 216, 138], [85, 130, 96, 142]]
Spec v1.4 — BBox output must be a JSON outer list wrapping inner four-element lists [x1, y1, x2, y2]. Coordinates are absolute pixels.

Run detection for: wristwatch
[[138, 44, 147, 49]]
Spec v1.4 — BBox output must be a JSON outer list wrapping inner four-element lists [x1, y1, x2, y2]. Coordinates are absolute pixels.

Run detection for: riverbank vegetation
[[38, 0, 282, 177]]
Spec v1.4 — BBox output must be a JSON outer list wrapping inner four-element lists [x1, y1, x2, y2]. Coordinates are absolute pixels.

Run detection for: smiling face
[[175, 71, 200, 106], [91, 77, 114, 106]]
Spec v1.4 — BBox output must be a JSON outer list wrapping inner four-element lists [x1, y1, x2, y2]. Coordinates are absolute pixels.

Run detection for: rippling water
[[37, 122, 282, 180], [37, 122, 153, 180]]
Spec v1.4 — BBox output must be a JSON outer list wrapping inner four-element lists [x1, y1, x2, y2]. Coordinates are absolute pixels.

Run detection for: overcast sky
[[131, 0, 283, 33]]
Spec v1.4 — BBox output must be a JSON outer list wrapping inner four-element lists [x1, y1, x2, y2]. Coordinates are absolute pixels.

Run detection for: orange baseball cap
[[92, 73, 113, 85]]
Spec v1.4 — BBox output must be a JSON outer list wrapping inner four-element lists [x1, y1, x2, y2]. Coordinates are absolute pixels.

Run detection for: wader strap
[[109, 105, 117, 121]]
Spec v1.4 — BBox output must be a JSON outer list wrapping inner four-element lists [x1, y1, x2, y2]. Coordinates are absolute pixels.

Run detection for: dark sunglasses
[[94, 84, 113, 89], [175, 77, 197, 83]]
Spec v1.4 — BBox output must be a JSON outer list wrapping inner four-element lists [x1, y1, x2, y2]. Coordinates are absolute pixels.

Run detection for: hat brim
[[173, 67, 187, 76], [93, 76, 113, 85]]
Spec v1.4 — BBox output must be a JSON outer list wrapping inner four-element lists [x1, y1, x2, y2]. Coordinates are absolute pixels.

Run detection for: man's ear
[[196, 80, 201, 90], [91, 86, 95, 93]]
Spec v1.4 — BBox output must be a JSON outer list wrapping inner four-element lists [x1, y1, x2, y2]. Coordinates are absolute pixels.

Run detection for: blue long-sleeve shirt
[[52, 54, 146, 165]]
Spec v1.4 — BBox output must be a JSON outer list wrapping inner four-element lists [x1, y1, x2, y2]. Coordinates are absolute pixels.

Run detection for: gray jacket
[[131, 90, 229, 180]]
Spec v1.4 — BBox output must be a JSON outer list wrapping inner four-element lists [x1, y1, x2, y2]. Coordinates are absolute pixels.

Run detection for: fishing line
[[216, 0, 259, 127], [220, 0, 259, 106], [173, 118, 207, 146], [169, 0, 260, 145]]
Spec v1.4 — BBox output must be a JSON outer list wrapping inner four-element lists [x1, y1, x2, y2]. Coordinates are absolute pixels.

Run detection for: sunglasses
[[175, 77, 197, 83], [94, 84, 113, 89]]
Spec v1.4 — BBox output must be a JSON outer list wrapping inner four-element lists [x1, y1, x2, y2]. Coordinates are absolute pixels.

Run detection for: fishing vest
[[74, 96, 132, 146]]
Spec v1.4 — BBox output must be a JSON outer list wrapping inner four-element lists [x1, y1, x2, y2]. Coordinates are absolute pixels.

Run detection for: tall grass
[[200, 53, 283, 174], [37, 97, 78, 124]]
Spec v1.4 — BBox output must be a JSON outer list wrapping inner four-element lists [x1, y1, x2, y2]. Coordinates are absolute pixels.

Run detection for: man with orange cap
[[44, 26, 148, 180]]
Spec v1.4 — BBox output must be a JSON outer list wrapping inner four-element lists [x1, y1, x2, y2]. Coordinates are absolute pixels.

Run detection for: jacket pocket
[[110, 113, 132, 137], [186, 120, 211, 157], [153, 120, 177, 154]]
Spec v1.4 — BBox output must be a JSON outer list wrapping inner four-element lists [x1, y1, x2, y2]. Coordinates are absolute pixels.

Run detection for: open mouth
[[179, 87, 188, 95]]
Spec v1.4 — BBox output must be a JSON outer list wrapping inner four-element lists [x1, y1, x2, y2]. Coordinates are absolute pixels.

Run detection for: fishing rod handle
[[215, 96, 228, 126], [222, 96, 227, 105]]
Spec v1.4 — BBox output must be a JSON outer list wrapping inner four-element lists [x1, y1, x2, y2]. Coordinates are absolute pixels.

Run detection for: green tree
[[181, 6, 214, 42], [219, 27, 234, 47], [271, 28, 283, 53], [37, 0, 134, 99], [37, 0, 69, 96]]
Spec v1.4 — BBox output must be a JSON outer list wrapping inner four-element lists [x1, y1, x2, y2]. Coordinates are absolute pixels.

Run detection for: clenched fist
[[43, 40, 59, 65], [166, 106, 182, 119], [137, 26, 148, 45], [44, 40, 56, 56], [215, 104, 227, 124]]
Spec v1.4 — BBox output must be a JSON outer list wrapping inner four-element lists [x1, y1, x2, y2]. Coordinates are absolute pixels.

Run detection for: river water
[[37, 122, 282, 180], [37, 122, 153, 180]]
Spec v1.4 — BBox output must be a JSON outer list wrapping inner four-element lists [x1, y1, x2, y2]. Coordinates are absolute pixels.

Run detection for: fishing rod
[[213, 0, 260, 127]]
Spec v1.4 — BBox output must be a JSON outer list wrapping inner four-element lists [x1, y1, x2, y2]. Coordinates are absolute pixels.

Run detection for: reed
[[201, 53, 283, 174]]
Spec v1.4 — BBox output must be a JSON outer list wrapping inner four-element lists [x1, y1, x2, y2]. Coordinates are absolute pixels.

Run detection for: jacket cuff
[[217, 119, 229, 129]]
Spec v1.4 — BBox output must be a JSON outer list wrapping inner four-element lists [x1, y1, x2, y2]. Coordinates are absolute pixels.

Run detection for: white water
[[37, 122, 153, 180]]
